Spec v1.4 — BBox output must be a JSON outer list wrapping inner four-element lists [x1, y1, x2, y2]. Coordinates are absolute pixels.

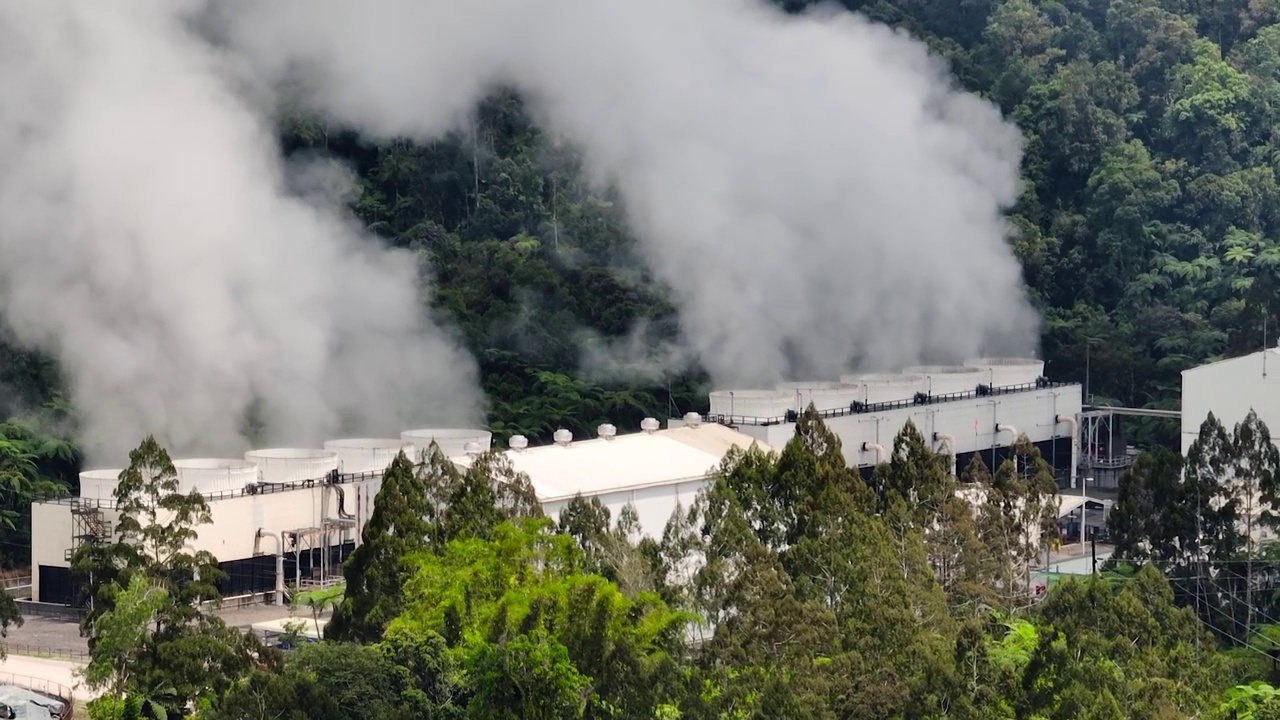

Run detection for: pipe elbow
[[862, 441, 885, 463]]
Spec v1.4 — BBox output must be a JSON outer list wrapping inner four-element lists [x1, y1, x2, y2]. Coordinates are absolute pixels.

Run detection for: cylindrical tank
[[842, 373, 924, 404], [776, 381, 865, 412], [79, 469, 123, 502], [244, 448, 340, 485], [708, 390, 794, 419], [399, 428, 493, 458], [903, 365, 986, 396], [323, 438, 415, 473], [173, 458, 258, 495], [964, 357, 1046, 388]]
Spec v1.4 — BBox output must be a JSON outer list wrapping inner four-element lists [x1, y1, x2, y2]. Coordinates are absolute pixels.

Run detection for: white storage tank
[[708, 390, 794, 419], [323, 438, 415, 473], [244, 448, 341, 485], [400, 428, 493, 458], [776, 381, 865, 412], [79, 468, 123, 502], [173, 458, 258, 495], [904, 365, 986, 396], [842, 373, 924, 404], [964, 357, 1046, 388]]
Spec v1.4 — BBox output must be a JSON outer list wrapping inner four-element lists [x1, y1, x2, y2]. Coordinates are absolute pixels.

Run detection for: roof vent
[[640, 417, 660, 434], [463, 441, 483, 457], [683, 412, 702, 428], [509, 434, 529, 451], [553, 428, 573, 446], [597, 423, 617, 440]]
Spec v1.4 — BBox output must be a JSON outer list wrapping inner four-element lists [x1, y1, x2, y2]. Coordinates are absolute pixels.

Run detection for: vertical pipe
[[1057, 413, 1082, 554], [933, 432, 957, 477]]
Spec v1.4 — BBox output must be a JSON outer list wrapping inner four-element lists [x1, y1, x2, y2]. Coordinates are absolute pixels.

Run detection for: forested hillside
[[4, 0, 1278, 457]]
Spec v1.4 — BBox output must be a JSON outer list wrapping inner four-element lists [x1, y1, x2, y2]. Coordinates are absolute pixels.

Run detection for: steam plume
[[217, 0, 1040, 388], [0, 2, 481, 463]]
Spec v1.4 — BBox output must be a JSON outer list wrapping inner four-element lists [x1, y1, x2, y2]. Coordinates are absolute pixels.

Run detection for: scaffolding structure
[[64, 498, 111, 562]]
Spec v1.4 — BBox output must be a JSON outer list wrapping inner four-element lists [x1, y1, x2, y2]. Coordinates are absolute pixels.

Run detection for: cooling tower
[[708, 390, 794, 418], [903, 365, 986, 396], [841, 373, 925, 404], [776, 381, 866, 412], [963, 357, 1046, 388], [399, 428, 493, 459], [243, 448, 341, 485], [323, 438, 415, 474], [78, 468, 123, 502], [173, 458, 258, 495]]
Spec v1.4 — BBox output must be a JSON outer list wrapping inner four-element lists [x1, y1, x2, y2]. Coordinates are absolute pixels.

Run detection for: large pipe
[[1057, 413, 1083, 552], [256, 530, 285, 606], [1056, 414, 1079, 491], [862, 442, 885, 463], [996, 423, 1018, 443], [933, 432, 957, 477]]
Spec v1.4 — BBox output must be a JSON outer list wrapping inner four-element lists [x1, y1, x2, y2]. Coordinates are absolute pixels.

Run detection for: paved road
[[0, 653, 94, 702]]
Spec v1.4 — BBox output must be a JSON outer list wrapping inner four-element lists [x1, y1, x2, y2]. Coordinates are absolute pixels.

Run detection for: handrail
[[709, 380, 1076, 427], [42, 468, 390, 508]]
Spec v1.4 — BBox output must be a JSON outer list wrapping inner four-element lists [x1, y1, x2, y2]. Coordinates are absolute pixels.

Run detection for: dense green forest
[[65, 413, 1280, 719]]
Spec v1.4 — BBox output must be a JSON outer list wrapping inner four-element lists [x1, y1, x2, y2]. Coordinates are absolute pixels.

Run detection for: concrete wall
[[543, 477, 709, 540], [1182, 350, 1280, 457]]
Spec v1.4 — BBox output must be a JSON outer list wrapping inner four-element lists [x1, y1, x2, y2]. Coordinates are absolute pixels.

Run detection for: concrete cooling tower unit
[[708, 389, 795, 419], [840, 373, 925, 404], [903, 365, 986, 396], [964, 357, 1046, 388], [78, 468, 124, 502], [243, 448, 341, 485], [400, 428, 493, 459], [173, 458, 258, 495], [323, 438, 415, 474], [776, 381, 866, 412]]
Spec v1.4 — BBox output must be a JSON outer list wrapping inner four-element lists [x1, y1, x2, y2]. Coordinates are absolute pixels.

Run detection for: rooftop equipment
[[553, 429, 573, 446], [598, 423, 618, 440]]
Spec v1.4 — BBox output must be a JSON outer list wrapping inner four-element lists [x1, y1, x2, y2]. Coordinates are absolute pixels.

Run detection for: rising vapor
[[216, 0, 1041, 388], [0, 2, 481, 463]]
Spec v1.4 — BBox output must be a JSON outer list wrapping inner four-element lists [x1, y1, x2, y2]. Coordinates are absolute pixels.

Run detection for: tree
[[970, 437, 1060, 613], [80, 574, 168, 720], [73, 436, 221, 630], [327, 451, 434, 643]]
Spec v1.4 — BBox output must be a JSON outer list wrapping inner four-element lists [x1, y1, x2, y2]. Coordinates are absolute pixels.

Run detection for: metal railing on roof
[[44, 468, 388, 508], [708, 380, 1076, 427]]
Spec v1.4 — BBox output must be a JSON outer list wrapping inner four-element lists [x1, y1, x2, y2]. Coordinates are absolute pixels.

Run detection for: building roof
[[452, 424, 774, 502], [1182, 348, 1280, 376]]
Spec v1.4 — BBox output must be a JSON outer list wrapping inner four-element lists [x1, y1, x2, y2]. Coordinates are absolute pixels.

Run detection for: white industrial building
[[693, 358, 1082, 483], [30, 357, 1085, 606], [30, 432, 474, 606], [449, 420, 773, 539], [1181, 348, 1280, 456]]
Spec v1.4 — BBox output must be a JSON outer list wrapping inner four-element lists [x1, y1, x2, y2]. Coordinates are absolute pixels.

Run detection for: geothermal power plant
[[30, 356, 1084, 608]]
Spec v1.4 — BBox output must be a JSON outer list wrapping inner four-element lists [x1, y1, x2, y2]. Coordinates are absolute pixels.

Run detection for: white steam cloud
[[0, 2, 481, 463], [216, 0, 1040, 388]]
